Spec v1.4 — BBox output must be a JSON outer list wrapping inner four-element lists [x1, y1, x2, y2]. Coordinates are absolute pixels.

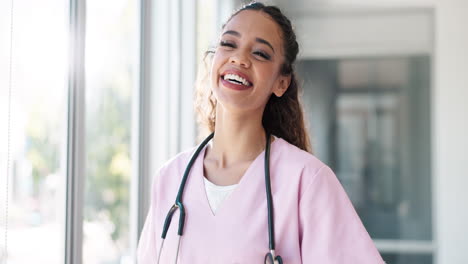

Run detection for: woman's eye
[[220, 41, 235, 48], [254, 51, 271, 60]]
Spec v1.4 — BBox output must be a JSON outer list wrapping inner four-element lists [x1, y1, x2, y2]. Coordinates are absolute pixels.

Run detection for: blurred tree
[[26, 101, 61, 198], [85, 76, 131, 243]]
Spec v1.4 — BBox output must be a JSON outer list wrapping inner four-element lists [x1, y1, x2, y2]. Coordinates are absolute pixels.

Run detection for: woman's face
[[210, 10, 290, 114]]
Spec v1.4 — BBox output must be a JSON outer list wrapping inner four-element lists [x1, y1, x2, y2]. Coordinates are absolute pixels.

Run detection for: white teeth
[[223, 73, 251, 86]]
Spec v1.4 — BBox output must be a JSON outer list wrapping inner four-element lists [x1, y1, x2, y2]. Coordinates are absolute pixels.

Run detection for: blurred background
[[0, 0, 466, 263]]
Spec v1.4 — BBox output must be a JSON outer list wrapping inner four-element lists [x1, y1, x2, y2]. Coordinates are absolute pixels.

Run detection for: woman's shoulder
[[158, 146, 198, 174], [273, 137, 335, 201], [274, 136, 328, 173]]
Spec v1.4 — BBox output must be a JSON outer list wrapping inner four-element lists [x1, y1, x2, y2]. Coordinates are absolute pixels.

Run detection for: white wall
[[434, 1, 468, 263]]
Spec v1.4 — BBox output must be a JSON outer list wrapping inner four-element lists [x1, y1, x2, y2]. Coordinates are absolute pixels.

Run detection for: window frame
[[65, 0, 86, 263]]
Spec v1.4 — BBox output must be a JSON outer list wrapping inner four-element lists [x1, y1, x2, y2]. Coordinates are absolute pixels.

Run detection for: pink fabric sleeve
[[137, 172, 159, 264], [299, 165, 385, 263]]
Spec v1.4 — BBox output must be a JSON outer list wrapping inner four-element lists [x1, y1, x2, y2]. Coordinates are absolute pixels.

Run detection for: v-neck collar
[[193, 137, 280, 218]]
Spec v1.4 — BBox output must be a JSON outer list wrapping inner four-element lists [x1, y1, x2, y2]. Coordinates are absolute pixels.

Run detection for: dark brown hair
[[195, 2, 312, 153]]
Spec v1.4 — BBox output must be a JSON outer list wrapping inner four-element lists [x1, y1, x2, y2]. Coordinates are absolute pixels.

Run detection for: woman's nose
[[229, 51, 251, 68]]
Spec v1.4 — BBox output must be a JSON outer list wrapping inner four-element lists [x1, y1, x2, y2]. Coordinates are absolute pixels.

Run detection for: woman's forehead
[[223, 10, 283, 50]]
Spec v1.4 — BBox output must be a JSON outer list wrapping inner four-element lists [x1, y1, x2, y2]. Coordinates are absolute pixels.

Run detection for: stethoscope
[[157, 132, 283, 264]]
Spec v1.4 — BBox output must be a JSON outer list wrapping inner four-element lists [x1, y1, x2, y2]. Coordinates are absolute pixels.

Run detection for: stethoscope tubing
[[264, 132, 276, 251], [159, 131, 281, 262], [161, 133, 214, 238]]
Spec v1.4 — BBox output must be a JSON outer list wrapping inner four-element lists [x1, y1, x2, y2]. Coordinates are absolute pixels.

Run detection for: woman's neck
[[207, 105, 268, 169]]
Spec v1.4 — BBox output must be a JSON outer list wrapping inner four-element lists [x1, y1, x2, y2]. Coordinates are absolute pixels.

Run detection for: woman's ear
[[273, 74, 291, 97]]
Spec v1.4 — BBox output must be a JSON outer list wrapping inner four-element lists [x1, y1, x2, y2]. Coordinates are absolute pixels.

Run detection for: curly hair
[[195, 2, 312, 153]]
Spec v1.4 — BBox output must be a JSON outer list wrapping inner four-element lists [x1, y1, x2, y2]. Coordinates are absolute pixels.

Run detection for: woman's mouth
[[220, 72, 253, 91]]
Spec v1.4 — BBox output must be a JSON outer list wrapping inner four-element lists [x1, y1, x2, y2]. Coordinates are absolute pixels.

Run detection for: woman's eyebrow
[[222, 30, 275, 54], [223, 30, 241, 37], [255, 37, 275, 54]]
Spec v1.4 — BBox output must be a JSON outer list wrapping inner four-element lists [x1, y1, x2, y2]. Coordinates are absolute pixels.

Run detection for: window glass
[[84, 0, 138, 263], [0, 0, 69, 263]]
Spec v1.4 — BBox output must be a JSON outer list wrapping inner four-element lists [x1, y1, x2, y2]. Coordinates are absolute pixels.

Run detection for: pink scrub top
[[137, 137, 384, 263]]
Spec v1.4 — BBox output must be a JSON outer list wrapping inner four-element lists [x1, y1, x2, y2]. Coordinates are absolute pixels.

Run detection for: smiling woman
[[137, 2, 384, 263]]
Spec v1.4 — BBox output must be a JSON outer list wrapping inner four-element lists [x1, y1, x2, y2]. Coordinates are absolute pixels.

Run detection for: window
[[1, 0, 218, 263], [83, 0, 139, 263], [0, 0, 69, 263]]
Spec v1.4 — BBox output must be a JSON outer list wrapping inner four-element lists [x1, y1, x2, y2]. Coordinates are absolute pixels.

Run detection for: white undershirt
[[203, 136, 277, 214], [203, 177, 237, 215]]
